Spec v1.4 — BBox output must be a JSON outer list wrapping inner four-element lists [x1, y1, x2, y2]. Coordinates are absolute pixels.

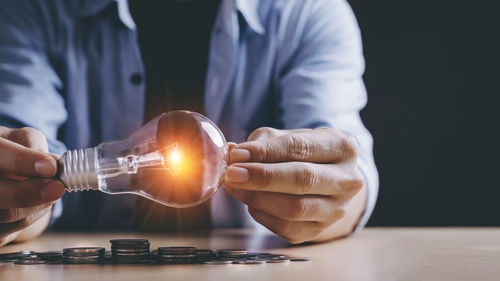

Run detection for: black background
[[346, 0, 500, 226]]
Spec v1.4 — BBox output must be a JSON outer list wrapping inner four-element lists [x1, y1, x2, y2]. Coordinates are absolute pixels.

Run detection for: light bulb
[[58, 111, 228, 208]]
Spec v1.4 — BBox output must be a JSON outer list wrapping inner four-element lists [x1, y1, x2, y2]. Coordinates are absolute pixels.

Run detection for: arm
[[0, 0, 68, 245], [224, 0, 378, 243]]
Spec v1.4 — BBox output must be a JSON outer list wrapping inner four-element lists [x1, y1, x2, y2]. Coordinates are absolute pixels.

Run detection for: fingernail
[[225, 166, 249, 183], [41, 181, 65, 201], [230, 149, 251, 162], [34, 159, 57, 176]]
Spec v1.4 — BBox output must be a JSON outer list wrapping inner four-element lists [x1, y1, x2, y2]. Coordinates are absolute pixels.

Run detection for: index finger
[[232, 128, 358, 164], [0, 138, 57, 177]]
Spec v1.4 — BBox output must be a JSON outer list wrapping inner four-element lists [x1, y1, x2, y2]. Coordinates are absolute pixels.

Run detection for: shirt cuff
[[353, 157, 379, 232]]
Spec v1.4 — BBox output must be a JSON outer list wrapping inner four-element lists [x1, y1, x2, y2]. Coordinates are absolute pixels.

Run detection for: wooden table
[[1, 228, 499, 281]]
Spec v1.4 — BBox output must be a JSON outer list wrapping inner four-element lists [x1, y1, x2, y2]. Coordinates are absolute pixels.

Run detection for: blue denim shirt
[[0, 0, 378, 230]]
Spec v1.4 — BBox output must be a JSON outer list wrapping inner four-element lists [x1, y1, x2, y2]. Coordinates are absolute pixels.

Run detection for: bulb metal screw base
[[59, 147, 99, 192]]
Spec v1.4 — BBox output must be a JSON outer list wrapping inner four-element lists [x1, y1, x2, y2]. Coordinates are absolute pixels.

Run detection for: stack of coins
[[195, 249, 214, 262], [157, 247, 197, 264], [0, 250, 34, 263], [217, 249, 248, 261], [63, 247, 105, 264], [110, 239, 150, 264]]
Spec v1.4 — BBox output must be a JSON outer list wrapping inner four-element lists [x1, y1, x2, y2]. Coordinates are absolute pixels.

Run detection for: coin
[[111, 239, 151, 264], [63, 247, 105, 264], [0, 250, 34, 261], [202, 260, 233, 265], [217, 249, 247, 256], [289, 257, 312, 262], [36, 251, 63, 263], [158, 247, 197, 254], [110, 239, 149, 245], [63, 256, 105, 264], [234, 260, 266, 264], [63, 247, 105, 256], [195, 249, 213, 261], [267, 258, 291, 263], [217, 249, 247, 260], [157, 247, 197, 264], [14, 260, 47, 265]]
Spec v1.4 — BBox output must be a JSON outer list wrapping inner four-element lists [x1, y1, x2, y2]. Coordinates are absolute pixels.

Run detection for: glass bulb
[[58, 111, 228, 208]]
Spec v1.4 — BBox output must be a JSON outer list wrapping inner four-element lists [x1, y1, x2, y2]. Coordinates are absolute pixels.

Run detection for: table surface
[[1, 227, 499, 281]]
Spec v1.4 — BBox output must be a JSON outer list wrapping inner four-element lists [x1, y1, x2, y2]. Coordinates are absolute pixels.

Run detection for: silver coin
[[110, 239, 149, 244], [111, 246, 150, 251], [62, 257, 104, 264], [202, 260, 233, 265], [158, 247, 197, 254], [267, 258, 291, 263], [14, 260, 47, 265], [217, 249, 247, 255], [63, 247, 105, 257], [36, 251, 63, 260], [0, 250, 34, 260], [63, 256, 104, 261], [289, 257, 312, 262], [111, 251, 149, 256], [234, 260, 266, 265], [158, 254, 196, 258]]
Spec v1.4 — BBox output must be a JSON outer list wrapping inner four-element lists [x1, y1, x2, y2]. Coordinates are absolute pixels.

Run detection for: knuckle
[[287, 198, 309, 220], [343, 167, 364, 193], [255, 165, 273, 187], [248, 127, 276, 141], [254, 143, 269, 162], [294, 163, 319, 193], [287, 135, 313, 160], [15, 127, 44, 142], [339, 134, 358, 160]]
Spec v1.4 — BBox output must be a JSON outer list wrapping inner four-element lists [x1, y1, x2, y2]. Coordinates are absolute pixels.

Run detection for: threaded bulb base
[[59, 147, 99, 192]]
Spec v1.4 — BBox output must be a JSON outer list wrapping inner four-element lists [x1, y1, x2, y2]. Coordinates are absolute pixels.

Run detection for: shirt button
[[130, 73, 143, 85]]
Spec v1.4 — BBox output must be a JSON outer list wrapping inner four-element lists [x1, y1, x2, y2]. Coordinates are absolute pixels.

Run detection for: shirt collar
[[76, 0, 136, 29], [76, 0, 264, 34], [235, 0, 265, 35]]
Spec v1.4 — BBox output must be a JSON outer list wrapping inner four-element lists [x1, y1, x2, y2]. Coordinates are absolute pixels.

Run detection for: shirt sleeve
[[277, 0, 378, 230], [0, 1, 68, 223]]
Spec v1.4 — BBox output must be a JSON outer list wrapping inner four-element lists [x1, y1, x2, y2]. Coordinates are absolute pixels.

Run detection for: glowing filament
[[165, 145, 183, 175]]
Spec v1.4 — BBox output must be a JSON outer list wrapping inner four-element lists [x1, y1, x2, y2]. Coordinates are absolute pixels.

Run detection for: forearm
[[312, 184, 367, 243]]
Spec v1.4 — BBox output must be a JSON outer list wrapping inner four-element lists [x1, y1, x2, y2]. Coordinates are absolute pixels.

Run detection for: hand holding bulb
[[223, 127, 367, 244]]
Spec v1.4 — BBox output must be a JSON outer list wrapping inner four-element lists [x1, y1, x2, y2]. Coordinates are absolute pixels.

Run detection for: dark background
[[346, 0, 500, 226]]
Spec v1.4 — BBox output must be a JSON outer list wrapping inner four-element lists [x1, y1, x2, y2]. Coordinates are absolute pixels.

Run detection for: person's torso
[[45, 0, 310, 230]]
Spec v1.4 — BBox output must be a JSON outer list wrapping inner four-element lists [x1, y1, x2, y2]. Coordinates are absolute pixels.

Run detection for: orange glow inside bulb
[[164, 145, 183, 175]]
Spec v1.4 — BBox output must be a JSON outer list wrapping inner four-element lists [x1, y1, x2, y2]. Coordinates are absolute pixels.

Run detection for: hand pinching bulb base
[[59, 147, 99, 192]]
